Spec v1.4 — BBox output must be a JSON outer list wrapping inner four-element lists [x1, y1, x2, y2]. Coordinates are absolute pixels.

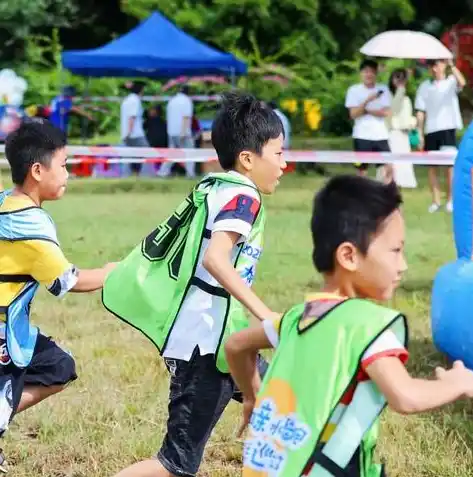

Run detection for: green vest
[[102, 172, 266, 374], [243, 298, 408, 477]]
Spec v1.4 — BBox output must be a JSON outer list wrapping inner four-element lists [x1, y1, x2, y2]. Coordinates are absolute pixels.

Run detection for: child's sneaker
[[428, 203, 441, 213], [0, 449, 8, 473], [446, 201, 453, 213]]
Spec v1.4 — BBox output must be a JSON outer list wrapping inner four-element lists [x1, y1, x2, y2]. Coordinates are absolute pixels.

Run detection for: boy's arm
[[30, 241, 117, 295], [366, 357, 472, 414], [203, 230, 278, 321], [225, 325, 275, 435], [71, 263, 118, 293]]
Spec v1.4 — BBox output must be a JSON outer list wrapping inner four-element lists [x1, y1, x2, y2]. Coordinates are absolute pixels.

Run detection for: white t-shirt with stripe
[[163, 171, 262, 362]]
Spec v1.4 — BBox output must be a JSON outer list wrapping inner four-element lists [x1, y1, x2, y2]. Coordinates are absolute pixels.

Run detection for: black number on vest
[[142, 196, 195, 279]]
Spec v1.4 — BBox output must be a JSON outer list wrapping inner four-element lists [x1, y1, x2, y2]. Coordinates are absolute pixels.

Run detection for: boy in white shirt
[[345, 59, 392, 180], [415, 59, 466, 213], [107, 91, 287, 477]]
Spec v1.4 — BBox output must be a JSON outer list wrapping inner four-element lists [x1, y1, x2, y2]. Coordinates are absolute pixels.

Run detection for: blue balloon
[[431, 122, 473, 368]]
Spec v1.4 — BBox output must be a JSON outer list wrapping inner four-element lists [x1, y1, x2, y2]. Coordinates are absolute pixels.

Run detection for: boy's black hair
[[5, 120, 67, 186], [311, 175, 403, 273], [211, 91, 284, 170], [426, 59, 446, 67], [360, 59, 378, 71], [130, 81, 146, 95]]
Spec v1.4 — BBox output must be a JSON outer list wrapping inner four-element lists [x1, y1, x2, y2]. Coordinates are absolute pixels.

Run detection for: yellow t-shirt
[[0, 195, 77, 321]]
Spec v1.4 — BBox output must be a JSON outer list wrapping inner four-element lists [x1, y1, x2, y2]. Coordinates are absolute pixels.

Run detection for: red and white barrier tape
[[0, 146, 457, 166], [71, 95, 222, 103]]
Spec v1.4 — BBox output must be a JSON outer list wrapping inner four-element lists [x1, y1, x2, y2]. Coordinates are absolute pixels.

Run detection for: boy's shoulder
[[206, 172, 262, 212], [346, 83, 364, 94], [284, 294, 401, 334], [0, 193, 58, 244]]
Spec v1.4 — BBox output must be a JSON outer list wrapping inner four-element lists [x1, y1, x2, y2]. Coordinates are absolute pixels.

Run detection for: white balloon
[[0, 69, 28, 106]]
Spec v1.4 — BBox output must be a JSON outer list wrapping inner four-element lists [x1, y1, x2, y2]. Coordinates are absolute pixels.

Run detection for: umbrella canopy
[[360, 30, 453, 60]]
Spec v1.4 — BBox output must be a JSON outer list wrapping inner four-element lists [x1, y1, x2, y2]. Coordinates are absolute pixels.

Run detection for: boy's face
[[241, 134, 286, 194], [361, 66, 377, 87], [337, 210, 407, 301], [430, 60, 447, 79], [31, 147, 69, 200]]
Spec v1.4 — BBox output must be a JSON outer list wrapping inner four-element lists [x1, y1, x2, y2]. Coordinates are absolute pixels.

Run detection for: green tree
[[0, 1, 77, 42], [120, 0, 415, 67]]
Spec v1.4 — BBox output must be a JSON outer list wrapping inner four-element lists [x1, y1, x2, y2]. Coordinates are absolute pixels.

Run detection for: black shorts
[[157, 346, 268, 477], [424, 128, 457, 166], [353, 139, 390, 170], [0, 332, 77, 435]]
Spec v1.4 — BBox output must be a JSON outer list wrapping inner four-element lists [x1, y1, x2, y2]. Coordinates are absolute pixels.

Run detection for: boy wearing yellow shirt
[[0, 120, 116, 472]]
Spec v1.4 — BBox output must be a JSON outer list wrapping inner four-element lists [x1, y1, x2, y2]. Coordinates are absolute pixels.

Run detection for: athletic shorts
[[0, 332, 77, 436], [156, 346, 268, 477], [353, 139, 390, 171]]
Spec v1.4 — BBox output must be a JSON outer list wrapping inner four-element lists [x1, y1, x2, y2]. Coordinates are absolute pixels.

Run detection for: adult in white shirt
[[415, 59, 466, 213], [345, 59, 392, 181], [158, 86, 195, 178], [120, 81, 149, 175]]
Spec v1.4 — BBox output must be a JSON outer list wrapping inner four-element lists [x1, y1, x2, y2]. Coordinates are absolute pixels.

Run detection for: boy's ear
[[335, 242, 360, 272], [30, 162, 42, 182], [237, 150, 255, 172]]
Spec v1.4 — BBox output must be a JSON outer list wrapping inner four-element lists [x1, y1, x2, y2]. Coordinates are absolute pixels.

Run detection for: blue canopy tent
[[62, 11, 247, 78]]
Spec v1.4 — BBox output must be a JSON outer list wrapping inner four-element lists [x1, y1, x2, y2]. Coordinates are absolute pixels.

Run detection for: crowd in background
[[345, 58, 465, 213]]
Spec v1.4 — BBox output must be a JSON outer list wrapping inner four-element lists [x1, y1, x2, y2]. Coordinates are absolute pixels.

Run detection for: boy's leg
[[424, 132, 442, 209], [112, 347, 236, 477], [112, 460, 170, 477], [18, 333, 77, 413], [16, 384, 65, 413], [157, 137, 179, 178], [231, 354, 268, 403]]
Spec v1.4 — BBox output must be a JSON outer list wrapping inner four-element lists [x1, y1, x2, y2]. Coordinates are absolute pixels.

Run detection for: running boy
[[102, 91, 286, 477], [0, 120, 116, 470], [225, 175, 473, 477]]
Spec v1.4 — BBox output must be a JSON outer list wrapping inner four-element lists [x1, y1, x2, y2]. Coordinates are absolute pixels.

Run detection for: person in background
[[144, 105, 168, 148], [120, 81, 149, 176], [192, 114, 202, 149], [415, 59, 466, 213], [268, 100, 302, 174], [345, 59, 392, 180], [158, 85, 195, 178], [49, 86, 93, 137], [386, 68, 418, 188], [268, 101, 291, 149], [143, 105, 168, 176]]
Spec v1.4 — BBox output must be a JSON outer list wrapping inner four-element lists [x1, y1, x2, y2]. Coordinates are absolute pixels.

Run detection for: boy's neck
[[11, 185, 41, 206], [231, 166, 255, 183], [321, 274, 357, 298]]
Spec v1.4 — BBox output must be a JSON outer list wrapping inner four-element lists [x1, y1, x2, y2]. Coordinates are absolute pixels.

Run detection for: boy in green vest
[[105, 92, 286, 477], [225, 175, 473, 477]]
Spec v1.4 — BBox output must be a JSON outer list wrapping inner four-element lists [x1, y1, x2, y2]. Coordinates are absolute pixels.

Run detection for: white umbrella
[[360, 30, 453, 60]]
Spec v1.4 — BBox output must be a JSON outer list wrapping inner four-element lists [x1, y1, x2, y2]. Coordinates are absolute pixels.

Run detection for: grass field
[[1, 168, 473, 477]]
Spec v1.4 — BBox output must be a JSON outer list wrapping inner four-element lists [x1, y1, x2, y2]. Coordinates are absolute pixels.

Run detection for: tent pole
[[231, 68, 236, 89], [81, 76, 90, 145]]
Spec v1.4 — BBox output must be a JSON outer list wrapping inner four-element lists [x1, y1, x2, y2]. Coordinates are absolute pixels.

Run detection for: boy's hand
[[435, 360, 473, 397], [365, 92, 380, 104], [238, 396, 256, 438], [104, 262, 119, 274], [265, 311, 282, 322]]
